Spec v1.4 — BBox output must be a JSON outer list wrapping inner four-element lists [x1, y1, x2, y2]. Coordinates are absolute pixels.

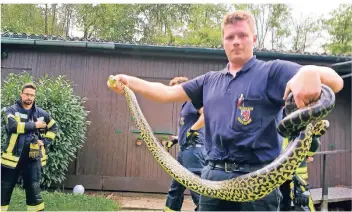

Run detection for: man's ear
[[253, 34, 257, 47]]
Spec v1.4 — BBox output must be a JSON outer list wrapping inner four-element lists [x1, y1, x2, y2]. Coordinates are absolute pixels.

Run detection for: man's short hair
[[222, 10, 257, 35], [21, 83, 36, 92]]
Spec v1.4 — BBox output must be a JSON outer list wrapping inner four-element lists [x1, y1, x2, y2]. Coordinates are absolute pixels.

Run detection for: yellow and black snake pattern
[[108, 76, 335, 202]]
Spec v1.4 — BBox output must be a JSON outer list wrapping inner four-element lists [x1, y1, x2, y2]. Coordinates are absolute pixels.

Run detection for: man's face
[[21, 88, 36, 106], [222, 20, 257, 64]]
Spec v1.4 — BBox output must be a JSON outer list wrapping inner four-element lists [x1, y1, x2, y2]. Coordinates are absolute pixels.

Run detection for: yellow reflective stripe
[[164, 206, 176, 212], [1, 205, 9, 211], [45, 131, 56, 139], [297, 173, 308, 179], [308, 196, 316, 211], [296, 166, 308, 179], [41, 146, 48, 161], [5, 134, 19, 154], [47, 119, 55, 129], [27, 202, 44, 211], [289, 181, 294, 199], [1, 158, 17, 167], [1, 152, 19, 162], [17, 122, 25, 133], [282, 138, 289, 151], [296, 167, 307, 174], [14, 113, 21, 122], [296, 175, 308, 185], [5, 113, 21, 153], [41, 146, 48, 166], [307, 151, 314, 156]]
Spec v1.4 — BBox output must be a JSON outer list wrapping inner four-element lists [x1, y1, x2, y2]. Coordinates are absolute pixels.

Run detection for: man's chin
[[230, 56, 244, 63], [23, 101, 33, 105]]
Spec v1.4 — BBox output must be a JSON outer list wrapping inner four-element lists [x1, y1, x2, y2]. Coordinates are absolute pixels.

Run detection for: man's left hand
[[283, 67, 321, 109], [38, 140, 44, 146]]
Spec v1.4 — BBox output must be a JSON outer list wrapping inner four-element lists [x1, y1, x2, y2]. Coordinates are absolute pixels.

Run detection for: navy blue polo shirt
[[178, 101, 205, 147], [181, 56, 301, 164]]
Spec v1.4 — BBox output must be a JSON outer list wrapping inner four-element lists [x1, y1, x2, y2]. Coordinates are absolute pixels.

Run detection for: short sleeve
[[267, 60, 302, 105], [181, 74, 207, 110]]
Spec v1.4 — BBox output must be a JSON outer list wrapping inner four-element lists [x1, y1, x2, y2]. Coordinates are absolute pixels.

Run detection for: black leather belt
[[208, 160, 266, 173]]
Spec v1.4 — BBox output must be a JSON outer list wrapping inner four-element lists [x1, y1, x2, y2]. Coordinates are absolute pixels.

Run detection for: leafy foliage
[[1, 3, 351, 53], [322, 4, 352, 54], [1, 4, 64, 35], [1, 72, 89, 188]]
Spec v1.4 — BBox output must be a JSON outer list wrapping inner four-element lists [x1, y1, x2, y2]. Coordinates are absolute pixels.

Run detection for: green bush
[[1, 71, 90, 188]]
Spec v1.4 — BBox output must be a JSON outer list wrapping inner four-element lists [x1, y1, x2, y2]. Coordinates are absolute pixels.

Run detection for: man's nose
[[232, 36, 240, 46]]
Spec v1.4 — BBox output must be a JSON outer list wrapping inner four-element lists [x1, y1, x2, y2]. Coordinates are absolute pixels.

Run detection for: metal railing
[[314, 149, 352, 211]]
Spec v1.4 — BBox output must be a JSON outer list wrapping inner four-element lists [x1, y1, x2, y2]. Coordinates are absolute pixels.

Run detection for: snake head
[[108, 75, 116, 87], [312, 120, 330, 137]]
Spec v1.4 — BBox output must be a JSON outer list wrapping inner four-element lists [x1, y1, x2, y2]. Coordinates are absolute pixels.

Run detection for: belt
[[208, 160, 267, 173]]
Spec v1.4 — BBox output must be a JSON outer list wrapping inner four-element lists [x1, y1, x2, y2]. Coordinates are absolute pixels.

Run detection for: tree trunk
[[44, 4, 48, 34], [51, 4, 57, 34]]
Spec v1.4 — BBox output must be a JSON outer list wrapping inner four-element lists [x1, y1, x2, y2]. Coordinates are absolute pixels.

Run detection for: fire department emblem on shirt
[[180, 117, 185, 126], [237, 106, 253, 125]]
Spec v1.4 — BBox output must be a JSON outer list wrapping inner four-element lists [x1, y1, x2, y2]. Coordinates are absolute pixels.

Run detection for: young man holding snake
[[163, 77, 206, 212], [107, 11, 343, 211]]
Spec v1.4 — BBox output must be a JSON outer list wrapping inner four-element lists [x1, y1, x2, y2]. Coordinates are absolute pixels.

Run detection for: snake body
[[108, 76, 335, 202]]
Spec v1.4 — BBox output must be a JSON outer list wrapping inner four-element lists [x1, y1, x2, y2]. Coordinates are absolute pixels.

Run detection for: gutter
[[2, 37, 351, 65]]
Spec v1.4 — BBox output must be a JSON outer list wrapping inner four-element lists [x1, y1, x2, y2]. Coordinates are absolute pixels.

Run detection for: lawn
[[6, 187, 120, 211]]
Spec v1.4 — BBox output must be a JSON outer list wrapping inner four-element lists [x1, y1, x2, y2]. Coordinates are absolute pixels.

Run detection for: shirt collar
[[220, 55, 257, 75]]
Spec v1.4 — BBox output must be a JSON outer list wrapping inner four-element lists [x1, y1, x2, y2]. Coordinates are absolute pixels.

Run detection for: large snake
[[108, 76, 335, 202]]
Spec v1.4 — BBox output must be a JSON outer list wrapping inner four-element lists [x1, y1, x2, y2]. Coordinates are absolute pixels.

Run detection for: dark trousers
[[1, 144, 44, 211], [280, 177, 316, 211], [198, 164, 282, 211], [280, 180, 293, 211], [165, 145, 206, 211]]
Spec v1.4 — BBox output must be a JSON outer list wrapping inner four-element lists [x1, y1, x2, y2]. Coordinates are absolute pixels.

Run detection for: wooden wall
[[1, 47, 350, 192]]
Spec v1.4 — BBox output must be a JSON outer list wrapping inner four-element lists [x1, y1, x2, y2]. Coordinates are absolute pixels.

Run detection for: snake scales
[[108, 76, 335, 202]]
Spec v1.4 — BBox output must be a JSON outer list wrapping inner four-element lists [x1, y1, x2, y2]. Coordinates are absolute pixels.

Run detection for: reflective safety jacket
[[1, 99, 58, 168]]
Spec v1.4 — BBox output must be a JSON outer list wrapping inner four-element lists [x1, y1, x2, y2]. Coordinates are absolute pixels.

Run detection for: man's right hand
[[35, 120, 46, 129], [107, 74, 130, 95]]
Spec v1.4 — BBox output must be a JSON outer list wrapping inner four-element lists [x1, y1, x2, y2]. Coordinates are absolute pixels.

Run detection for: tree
[[267, 4, 291, 50], [56, 4, 75, 37], [234, 4, 292, 50], [322, 4, 352, 54], [136, 4, 191, 44], [93, 4, 140, 43], [1, 4, 64, 36], [1, 4, 46, 33], [175, 4, 230, 47], [291, 15, 323, 52]]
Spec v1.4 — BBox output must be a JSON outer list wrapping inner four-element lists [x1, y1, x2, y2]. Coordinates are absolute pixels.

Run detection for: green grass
[[7, 187, 120, 211]]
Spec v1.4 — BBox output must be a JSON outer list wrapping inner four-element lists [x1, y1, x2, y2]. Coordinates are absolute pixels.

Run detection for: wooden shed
[[1, 33, 351, 194]]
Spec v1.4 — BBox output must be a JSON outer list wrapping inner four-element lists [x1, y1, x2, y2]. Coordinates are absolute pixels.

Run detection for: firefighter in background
[[280, 109, 328, 211], [1, 83, 58, 212], [162, 77, 206, 212]]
